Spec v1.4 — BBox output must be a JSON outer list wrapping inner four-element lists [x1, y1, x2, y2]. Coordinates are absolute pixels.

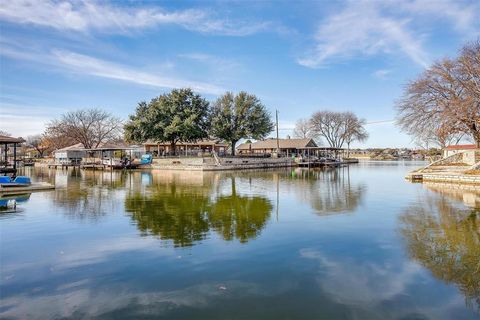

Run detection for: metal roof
[[445, 144, 477, 150], [0, 135, 25, 144], [237, 138, 318, 150]]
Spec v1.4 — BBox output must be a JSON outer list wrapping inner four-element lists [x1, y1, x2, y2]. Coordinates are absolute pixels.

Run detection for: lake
[[0, 162, 479, 320]]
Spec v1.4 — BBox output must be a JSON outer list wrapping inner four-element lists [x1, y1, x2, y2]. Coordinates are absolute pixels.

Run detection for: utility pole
[[276, 109, 280, 156]]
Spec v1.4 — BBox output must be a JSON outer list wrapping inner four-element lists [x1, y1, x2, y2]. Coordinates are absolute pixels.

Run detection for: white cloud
[[399, 0, 479, 34], [298, 0, 480, 68], [0, 42, 224, 95], [0, 113, 49, 138], [298, 1, 429, 68], [52, 50, 224, 94], [0, 0, 269, 36]]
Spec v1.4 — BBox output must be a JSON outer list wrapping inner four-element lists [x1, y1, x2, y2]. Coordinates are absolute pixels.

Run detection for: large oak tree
[[124, 88, 210, 155], [209, 91, 274, 155]]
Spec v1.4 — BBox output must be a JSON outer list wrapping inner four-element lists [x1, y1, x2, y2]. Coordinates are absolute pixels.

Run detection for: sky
[[0, 0, 479, 148]]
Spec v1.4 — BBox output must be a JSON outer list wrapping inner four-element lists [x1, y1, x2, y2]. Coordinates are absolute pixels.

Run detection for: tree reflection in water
[[125, 175, 272, 247], [208, 177, 272, 243], [400, 190, 480, 311], [286, 167, 366, 215], [49, 169, 129, 220]]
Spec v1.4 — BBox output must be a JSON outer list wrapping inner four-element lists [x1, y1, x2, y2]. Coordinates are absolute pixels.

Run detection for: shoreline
[[32, 157, 359, 172]]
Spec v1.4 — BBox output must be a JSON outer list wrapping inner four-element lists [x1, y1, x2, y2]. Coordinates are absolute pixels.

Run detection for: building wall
[[54, 150, 86, 164], [440, 149, 479, 165], [444, 149, 464, 158]]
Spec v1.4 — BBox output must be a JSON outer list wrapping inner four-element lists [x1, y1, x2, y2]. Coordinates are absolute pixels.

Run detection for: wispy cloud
[[0, 0, 269, 36], [0, 41, 224, 95], [298, 1, 428, 68], [52, 50, 224, 94], [399, 0, 479, 34], [372, 69, 391, 79], [178, 53, 240, 72], [298, 0, 480, 68], [0, 103, 71, 137]]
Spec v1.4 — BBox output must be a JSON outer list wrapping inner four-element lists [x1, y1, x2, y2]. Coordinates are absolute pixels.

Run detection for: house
[[143, 139, 228, 156], [236, 138, 319, 156], [443, 144, 477, 158], [54, 143, 86, 164]]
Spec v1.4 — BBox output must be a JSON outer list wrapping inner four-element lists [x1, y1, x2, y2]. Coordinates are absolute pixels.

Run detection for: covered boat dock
[[82, 143, 143, 170], [0, 135, 25, 176]]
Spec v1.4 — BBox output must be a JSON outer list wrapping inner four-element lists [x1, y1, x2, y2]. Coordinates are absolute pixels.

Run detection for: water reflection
[[125, 174, 272, 246], [50, 169, 129, 220], [423, 182, 480, 208], [286, 167, 366, 215], [400, 188, 480, 311], [3, 164, 480, 319], [27, 167, 365, 224], [0, 193, 31, 214]]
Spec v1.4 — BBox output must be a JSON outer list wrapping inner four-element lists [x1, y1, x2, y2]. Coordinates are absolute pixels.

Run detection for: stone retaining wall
[[422, 173, 480, 185], [205, 159, 295, 171], [150, 157, 295, 171], [152, 158, 206, 166]]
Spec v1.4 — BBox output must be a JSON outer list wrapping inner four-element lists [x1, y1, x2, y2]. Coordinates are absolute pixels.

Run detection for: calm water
[[0, 162, 479, 320]]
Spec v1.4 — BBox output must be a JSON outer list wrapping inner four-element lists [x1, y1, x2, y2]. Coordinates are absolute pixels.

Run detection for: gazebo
[[0, 135, 25, 175]]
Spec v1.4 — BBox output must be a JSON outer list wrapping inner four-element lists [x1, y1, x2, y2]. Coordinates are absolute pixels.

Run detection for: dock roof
[[0, 135, 25, 144], [237, 138, 318, 150], [55, 143, 85, 151]]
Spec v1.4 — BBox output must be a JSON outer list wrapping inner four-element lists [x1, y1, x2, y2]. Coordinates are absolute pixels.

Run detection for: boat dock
[[0, 182, 55, 195], [47, 163, 140, 170], [48, 163, 81, 169], [297, 159, 359, 168]]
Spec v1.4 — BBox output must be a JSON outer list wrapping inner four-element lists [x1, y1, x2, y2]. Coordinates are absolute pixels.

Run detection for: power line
[[365, 119, 395, 125]]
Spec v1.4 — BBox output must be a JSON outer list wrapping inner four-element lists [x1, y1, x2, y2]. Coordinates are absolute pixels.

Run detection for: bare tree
[[343, 112, 368, 157], [26, 134, 49, 157], [293, 118, 312, 138], [42, 128, 76, 151], [310, 111, 368, 150], [46, 109, 123, 149], [415, 126, 464, 150], [396, 40, 480, 147], [310, 111, 346, 148], [0, 130, 11, 136]]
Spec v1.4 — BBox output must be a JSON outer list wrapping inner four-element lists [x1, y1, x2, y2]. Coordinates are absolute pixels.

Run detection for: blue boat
[[140, 154, 153, 165]]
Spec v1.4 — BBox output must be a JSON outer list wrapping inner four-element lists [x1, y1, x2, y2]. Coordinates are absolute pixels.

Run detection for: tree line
[[28, 89, 274, 156], [15, 88, 372, 157]]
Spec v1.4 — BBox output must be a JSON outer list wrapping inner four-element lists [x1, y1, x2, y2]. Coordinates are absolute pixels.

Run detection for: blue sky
[[0, 0, 479, 147]]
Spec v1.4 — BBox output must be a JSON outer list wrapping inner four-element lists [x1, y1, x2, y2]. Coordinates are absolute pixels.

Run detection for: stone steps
[[422, 164, 469, 173]]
